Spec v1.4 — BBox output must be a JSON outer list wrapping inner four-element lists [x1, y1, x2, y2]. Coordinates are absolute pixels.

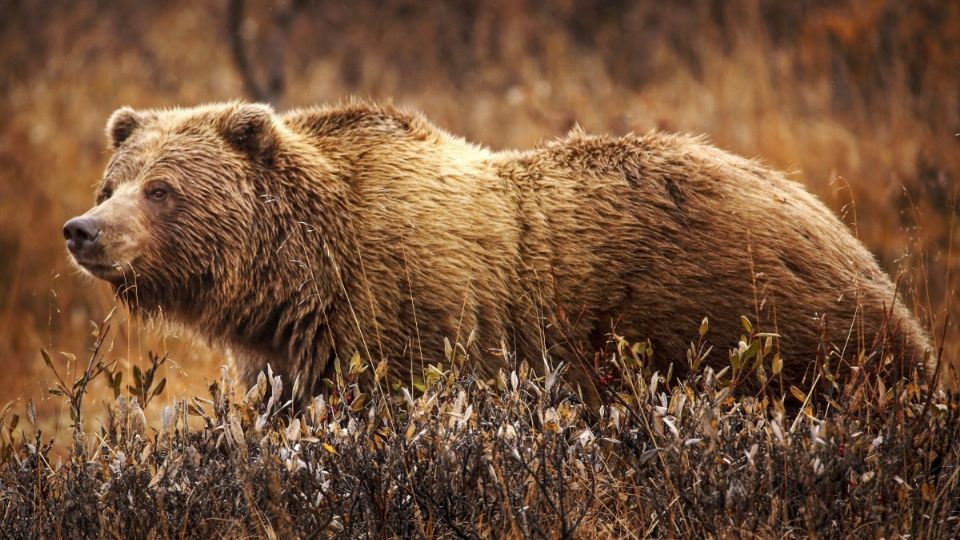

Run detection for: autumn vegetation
[[0, 1, 958, 537]]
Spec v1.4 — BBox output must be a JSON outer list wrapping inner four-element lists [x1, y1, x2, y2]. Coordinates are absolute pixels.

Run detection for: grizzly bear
[[64, 101, 935, 401]]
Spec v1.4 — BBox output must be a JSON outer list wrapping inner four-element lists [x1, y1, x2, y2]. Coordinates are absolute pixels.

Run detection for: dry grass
[[2, 315, 958, 538]]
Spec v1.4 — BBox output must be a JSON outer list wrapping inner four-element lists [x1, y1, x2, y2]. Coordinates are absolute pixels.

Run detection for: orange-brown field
[[1, 0, 957, 441]]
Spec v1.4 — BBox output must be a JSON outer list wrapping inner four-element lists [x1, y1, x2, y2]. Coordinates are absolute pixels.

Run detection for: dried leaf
[[772, 354, 783, 376], [26, 400, 36, 427], [374, 359, 388, 384], [151, 378, 167, 399], [40, 349, 53, 370], [285, 418, 301, 442]]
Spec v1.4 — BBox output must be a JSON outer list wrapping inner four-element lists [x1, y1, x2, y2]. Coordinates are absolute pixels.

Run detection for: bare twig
[[225, 0, 307, 104]]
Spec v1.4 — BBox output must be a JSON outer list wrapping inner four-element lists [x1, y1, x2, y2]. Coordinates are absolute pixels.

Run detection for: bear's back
[[494, 130, 930, 385]]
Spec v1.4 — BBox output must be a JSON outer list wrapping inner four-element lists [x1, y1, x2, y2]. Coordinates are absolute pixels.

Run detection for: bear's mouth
[[73, 258, 125, 280]]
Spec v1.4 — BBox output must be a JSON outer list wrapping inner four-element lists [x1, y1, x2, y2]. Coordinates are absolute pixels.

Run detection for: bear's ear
[[106, 107, 142, 149], [219, 103, 279, 164]]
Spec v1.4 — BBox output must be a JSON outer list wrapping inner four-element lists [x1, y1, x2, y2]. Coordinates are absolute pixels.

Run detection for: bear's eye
[[146, 183, 170, 202], [96, 187, 113, 204]]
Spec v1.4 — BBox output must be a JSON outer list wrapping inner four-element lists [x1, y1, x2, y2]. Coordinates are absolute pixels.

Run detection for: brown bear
[[64, 100, 935, 401]]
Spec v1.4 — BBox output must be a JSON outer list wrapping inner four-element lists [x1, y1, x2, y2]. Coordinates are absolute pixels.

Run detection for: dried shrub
[[1, 319, 957, 538]]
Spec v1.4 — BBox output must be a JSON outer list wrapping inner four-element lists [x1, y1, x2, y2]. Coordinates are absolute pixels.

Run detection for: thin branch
[[226, 0, 306, 104]]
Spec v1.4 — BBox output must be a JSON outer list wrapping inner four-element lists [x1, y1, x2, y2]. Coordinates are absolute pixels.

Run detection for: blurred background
[[1, 0, 957, 435]]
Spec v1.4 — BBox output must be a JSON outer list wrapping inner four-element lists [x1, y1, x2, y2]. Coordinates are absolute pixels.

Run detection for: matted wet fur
[[65, 100, 935, 400]]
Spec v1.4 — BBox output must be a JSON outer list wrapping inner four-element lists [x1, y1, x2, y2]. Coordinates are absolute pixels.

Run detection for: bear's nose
[[63, 216, 101, 255]]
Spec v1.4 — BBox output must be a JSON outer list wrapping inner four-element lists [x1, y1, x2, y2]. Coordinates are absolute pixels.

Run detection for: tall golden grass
[[0, 0, 957, 429]]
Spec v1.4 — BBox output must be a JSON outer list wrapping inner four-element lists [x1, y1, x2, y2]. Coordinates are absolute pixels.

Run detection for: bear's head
[[63, 103, 283, 316]]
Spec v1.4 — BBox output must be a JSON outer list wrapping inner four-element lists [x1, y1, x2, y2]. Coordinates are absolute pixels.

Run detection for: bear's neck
[[217, 155, 362, 391]]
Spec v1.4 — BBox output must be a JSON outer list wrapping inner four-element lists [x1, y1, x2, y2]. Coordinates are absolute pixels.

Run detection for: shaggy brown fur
[[66, 101, 934, 399]]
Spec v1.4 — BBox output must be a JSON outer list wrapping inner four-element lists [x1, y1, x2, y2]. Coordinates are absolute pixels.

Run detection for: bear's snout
[[63, 216, 102, 256]]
